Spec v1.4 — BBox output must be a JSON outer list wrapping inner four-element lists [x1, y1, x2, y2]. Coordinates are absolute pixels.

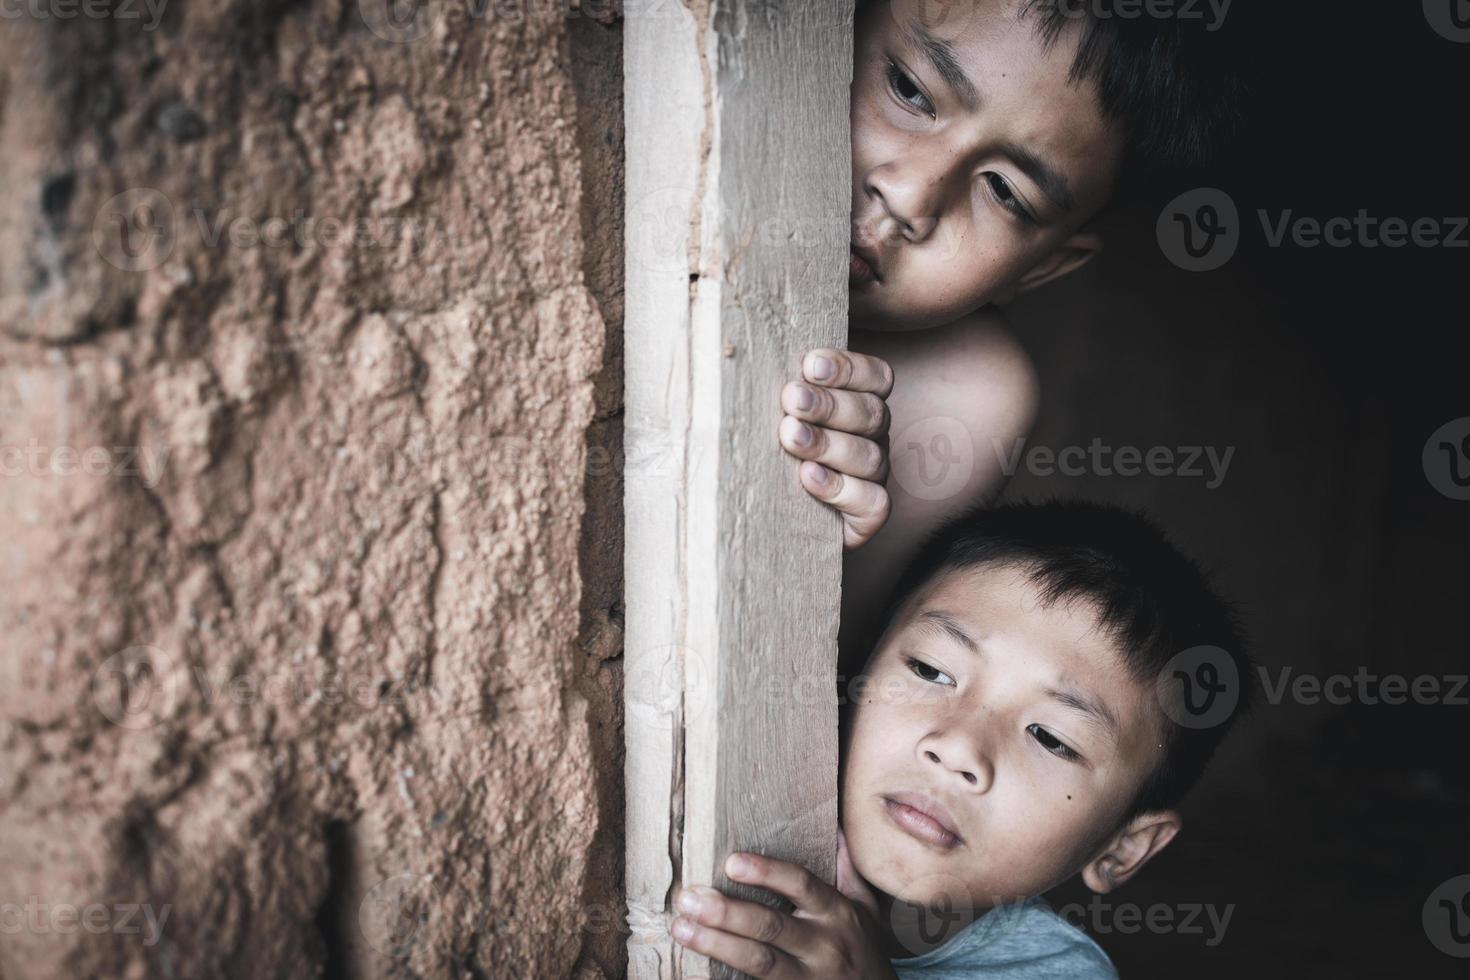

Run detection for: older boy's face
[[850, 1, 1124, 329], [840, 563, 1164, 909]]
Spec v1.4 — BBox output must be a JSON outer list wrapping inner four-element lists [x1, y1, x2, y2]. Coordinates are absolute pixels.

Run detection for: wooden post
[[623, 2, 854, 977]]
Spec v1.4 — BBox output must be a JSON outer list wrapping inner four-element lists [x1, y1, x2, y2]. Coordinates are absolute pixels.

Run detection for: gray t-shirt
[[890, 895, 1117, 979]]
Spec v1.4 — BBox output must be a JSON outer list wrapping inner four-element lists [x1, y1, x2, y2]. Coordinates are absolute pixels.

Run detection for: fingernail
[[677, 890, 703, 914], [794, 385, 815, 412], [672, 917, 694, 941], [811, 356, 835, 381], [783, 416, 813, 448], [806, 462, 829, 486], [726, 854, 752, 877]]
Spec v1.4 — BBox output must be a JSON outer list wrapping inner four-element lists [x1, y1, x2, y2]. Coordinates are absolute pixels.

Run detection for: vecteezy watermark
[[1050, 0, 1233, 32], [1257, 666, 1468, 707], [1423, 0, 1470, 43], [1157, 646, 1241, 730], [1424, 875, 1470, 957], [1257, 210, 1469, 250], [93, 189, 453, 272], [883, 872, 997, 952], [890, 416, 975, 502], [1159, 188, 1469, 271], [91, 645, 185, 731], [191, 209, 448, 253], [1423, 417, 1470, 501], [624, 645, 713, 734], [359, 0, 683, 43], [359, 873, 438, 957], [1056, 895, 1235, 947], [991, 437, 1235, 489], [90, 643, 455, 730], [0, 0, 167, 30], [0, 441, 169, 487], [93, 188, 175, 272], [626, 183, 857, 277], [0, 898, 171, 947], [891, 0, 982, 42], [1157, 188, 1240, 272]]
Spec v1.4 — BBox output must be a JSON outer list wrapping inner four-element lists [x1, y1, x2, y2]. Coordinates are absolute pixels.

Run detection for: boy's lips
[[849, 243, 881, 285], [883, 791, 964, 849]]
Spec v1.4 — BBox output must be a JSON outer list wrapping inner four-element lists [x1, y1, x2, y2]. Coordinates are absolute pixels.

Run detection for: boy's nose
[[865, 162, 943, 245], [919, 735, 993, 794]]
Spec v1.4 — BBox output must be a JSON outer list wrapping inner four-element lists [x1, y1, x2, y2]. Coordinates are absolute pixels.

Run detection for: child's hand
[[779, 348, 895, 551], [670, 835, 898, 980]]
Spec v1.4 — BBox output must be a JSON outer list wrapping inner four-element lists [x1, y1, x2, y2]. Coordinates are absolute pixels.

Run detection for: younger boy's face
[[840, 563, 1164, 909], [850, 1, 1124, 330]]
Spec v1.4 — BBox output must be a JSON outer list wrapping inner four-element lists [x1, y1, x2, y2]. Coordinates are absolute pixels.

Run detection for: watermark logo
[[991, 437, 1235, 489], [1257, 667, 1466, 707], [1424, 875, 1470, 957], [0, 0, 168, 30], [628, 185, 853, 277], [627, 185, 697, 277], [1053, 0, 1232, 32], [891, 0, 980, 42], [358, 0, 433, 42], [1157, 188, 1239, 272], [1424, 0, 1470, 42], [360, 872, 437, 956], [92, 188, 175, 272], [1161, 189, 1468, 269], [891, 416, 973, 502], [624, 645, 712, 734], [0, 898, 171, 946], [883, 871, 1023, 953], [1423, 417, 1470, 501], [90, 645, 184, 731], [0, 441, 170, 487], [1157, 645, 1240, 730], [1056, 895, 1234, 946], [359, 416, 436, 509]]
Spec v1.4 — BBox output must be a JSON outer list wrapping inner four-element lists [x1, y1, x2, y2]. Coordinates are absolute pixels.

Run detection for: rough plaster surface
[[0, 2, 625, 977]]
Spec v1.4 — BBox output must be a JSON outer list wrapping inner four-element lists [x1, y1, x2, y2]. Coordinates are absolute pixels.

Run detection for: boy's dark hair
[[868, 499, 1253, 821], [1019, 0, 1243, 202]]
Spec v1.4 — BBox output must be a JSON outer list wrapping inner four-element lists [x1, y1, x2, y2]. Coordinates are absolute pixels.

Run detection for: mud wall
[[0, 1, 624, 977]]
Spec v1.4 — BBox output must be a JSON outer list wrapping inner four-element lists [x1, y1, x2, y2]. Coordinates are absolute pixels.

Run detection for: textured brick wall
[[0, 2, 624, 976]]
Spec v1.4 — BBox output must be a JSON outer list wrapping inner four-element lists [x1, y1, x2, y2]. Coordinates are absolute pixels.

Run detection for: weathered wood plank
[[624, 3, 854, 977]]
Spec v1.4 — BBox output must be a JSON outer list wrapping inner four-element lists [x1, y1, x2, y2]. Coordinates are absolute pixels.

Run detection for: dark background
[[1005, 4, 1469, 976]]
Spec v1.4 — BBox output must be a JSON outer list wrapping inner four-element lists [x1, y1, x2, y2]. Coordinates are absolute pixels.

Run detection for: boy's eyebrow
[[915, 609, 981, 654], [1048, 686, 1121, 741], [995, 139, 1077, 213], [902, 20, 1077, 214], [902, 20, 980, 109]]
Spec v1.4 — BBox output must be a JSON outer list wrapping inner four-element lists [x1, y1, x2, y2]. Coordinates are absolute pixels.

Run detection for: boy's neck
[[871, 887, 984, 959]]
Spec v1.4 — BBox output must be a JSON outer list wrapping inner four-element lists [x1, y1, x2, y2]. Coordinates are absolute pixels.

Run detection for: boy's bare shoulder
[[870, 307, 1040, 440]]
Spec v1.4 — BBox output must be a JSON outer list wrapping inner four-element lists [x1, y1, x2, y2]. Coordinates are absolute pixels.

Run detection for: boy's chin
[[852, 838, 1036, 913]]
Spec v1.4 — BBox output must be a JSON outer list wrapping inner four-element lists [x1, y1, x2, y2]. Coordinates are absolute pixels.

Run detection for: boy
[[776, 0, 1240, 660], [669, 500, 1253, 977]]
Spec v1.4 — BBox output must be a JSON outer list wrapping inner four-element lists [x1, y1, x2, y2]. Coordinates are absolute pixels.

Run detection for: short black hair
[[867, 499, 1253, 820], [1020, 0, 1244, 201]]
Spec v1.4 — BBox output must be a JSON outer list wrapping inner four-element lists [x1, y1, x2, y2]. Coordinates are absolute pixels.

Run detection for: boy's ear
[[993, 230, 1104, 305], [1080, 809, 1181, 895]]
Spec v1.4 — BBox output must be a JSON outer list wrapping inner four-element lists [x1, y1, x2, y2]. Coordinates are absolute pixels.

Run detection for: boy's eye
[[985, 173, 1036, 225], [885, 60, 935, 119], [904, 656, 954, 686], [1027, 723, 1081, 762]]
